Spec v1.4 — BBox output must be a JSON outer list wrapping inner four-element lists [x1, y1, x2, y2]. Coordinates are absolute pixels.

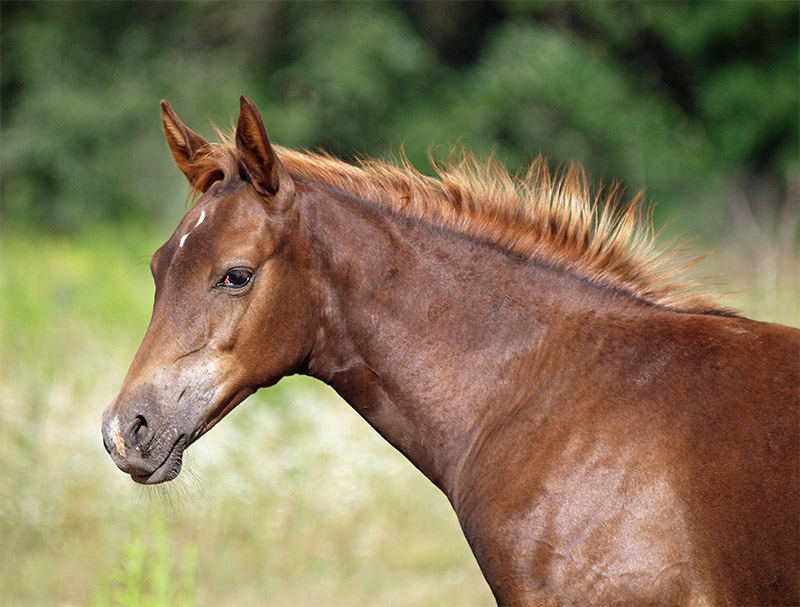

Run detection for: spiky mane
[[190, 134, 733, 316]]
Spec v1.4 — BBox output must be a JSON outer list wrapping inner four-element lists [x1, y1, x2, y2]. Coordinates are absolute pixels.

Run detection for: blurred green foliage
[[2, 1, 797, 232]]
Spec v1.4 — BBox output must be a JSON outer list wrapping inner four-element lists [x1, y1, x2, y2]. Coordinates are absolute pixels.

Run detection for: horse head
[[101, 97, 316, 484]]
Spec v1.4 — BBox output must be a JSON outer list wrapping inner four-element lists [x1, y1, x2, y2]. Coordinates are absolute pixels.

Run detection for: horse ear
[[161, 100, 209, 187], [235, 95, 284, 196]]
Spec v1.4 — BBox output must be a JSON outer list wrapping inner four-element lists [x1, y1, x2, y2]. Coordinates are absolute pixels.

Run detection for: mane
[[191, 133, 734, 316]]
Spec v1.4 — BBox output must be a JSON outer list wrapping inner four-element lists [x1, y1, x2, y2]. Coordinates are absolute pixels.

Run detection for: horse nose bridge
[[122, 334, 174, 386], [110, 339, 186, 420]]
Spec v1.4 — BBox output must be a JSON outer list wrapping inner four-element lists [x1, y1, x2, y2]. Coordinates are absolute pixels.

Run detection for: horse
[[102, 96, 799, 606]]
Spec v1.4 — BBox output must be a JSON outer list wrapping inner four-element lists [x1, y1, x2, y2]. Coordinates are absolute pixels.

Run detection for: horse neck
[[296, 183, 620, 497]]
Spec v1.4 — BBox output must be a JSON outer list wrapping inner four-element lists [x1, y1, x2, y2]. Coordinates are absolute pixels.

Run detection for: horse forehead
[[156, 204, 217, 272], [174, 192, 239, 248], [178, 208, 207, 248]]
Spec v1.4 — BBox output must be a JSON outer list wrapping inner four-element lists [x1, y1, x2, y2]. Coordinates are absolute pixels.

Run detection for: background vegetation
[[1, 2, 797, 606]]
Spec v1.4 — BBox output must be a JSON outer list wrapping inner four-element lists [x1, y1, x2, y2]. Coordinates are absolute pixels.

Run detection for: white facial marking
[[179, 210, 207, 248], [109, 418, 126, 457]]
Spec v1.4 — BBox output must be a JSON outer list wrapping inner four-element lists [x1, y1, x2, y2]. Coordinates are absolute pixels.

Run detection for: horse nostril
[[130, 415, 151, 448]]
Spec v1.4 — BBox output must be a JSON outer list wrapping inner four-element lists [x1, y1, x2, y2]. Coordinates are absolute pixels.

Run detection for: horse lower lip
[[131, 435, 187, 485]]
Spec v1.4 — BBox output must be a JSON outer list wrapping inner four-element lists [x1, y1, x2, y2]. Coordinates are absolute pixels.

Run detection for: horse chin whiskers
[[141, 465, 206, 513]]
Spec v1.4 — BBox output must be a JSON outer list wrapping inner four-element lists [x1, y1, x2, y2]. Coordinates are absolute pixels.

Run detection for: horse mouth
[[120, 388, 253, 485], [131, 434, 187, 485]]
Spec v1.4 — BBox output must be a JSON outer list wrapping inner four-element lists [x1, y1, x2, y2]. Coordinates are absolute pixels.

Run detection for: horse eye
[[218, 268, 252, 289]]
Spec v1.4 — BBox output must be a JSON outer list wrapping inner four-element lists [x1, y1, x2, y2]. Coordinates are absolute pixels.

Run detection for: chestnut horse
[[102, 96, 799, 606]]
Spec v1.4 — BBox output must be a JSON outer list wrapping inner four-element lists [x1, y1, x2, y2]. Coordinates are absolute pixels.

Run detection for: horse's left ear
[[236, 95, 287, 198], [161, 100, 211, 189]]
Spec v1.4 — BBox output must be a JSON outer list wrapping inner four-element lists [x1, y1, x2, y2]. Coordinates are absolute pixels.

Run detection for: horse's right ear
[[161, 100, 209, 187]]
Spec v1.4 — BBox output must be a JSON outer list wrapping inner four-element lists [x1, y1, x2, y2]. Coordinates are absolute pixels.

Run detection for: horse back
[[674, 316, 799, 605]]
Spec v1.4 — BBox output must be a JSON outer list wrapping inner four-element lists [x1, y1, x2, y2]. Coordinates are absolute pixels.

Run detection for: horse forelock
[[187, 133, 734, 316]]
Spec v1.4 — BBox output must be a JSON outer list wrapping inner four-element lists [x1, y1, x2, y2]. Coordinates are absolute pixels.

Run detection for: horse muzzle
[[101, 398, 189, 484]]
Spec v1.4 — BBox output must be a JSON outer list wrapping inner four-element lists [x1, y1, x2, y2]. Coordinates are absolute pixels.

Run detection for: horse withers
[[102, 96, 799, 606]]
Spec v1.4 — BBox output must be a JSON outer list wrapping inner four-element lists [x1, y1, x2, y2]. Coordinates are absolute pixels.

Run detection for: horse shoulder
[[451, 313, 799, 606]]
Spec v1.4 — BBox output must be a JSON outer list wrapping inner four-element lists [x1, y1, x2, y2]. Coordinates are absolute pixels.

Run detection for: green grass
[[0, 219, 796, 607], [91, 512, 198, 607]]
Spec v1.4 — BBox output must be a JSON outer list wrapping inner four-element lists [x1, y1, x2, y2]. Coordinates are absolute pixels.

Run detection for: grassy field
[[1, 216, 796, 607]]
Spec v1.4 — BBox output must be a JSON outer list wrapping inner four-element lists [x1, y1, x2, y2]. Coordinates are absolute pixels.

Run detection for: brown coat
[[103, 96, 799, 606]]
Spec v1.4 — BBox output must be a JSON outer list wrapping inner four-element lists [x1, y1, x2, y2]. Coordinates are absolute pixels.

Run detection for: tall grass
[[91, 512, 198, 607], [1, 215, 796, 606]]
